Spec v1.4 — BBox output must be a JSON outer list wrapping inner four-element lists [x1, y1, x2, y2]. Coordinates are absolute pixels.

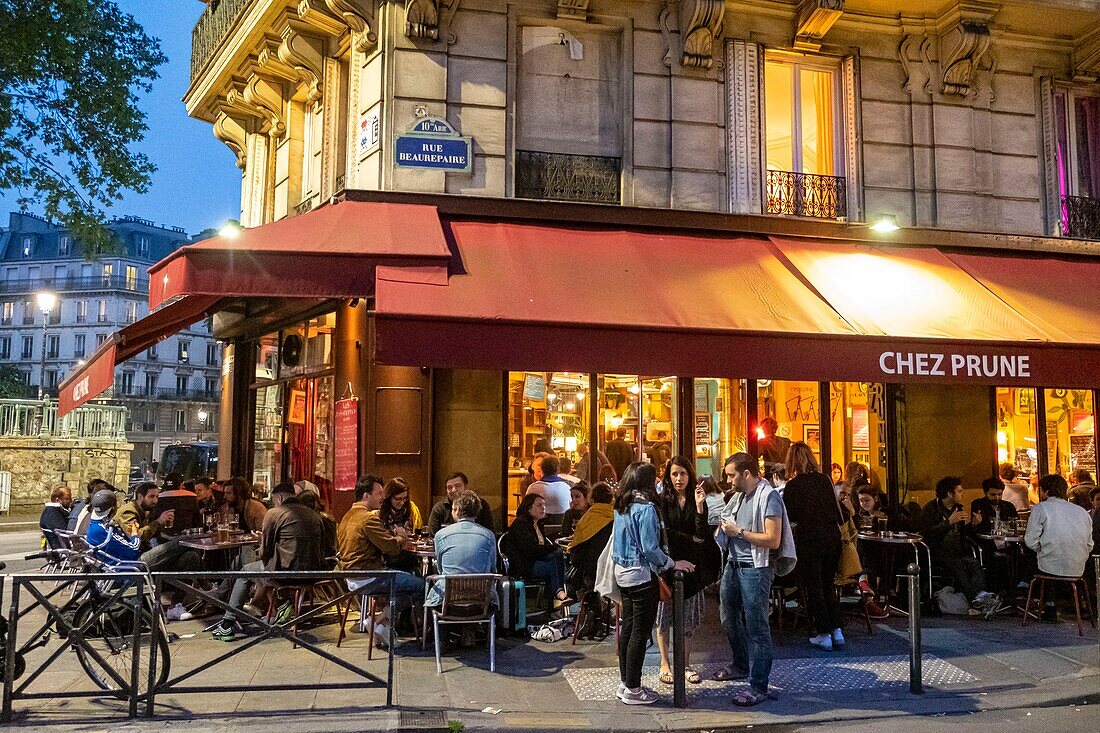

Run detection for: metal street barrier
[[904, 563, 923, 694], [672, 570, 685, 708], [1, 569, 404, 722]]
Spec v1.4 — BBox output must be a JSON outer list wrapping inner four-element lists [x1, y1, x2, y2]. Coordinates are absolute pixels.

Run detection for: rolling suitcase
[[500, 578, 527, 632]]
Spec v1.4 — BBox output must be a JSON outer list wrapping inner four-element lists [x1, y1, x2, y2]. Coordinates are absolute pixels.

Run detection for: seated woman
[[567, 482, 615, 636], [561, 482, 591, 537], [379, 478, 423, 573], [379, 477, 424, 534], [501, 494, 571, 608]]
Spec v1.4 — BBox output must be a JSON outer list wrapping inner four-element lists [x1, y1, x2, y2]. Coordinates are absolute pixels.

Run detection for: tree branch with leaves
[[0, 0, 165, 257]]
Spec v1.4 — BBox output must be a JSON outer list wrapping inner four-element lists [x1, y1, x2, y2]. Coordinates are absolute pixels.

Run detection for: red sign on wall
[[334, 398, 359, 491]]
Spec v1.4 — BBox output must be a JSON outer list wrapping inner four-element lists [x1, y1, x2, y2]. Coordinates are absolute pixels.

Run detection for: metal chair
[[497, 533, 551, 622], [422, 573, 502, 674]]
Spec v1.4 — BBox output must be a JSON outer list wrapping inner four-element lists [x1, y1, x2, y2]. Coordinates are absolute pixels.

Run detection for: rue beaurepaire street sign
[[395, 117, 472, 173]]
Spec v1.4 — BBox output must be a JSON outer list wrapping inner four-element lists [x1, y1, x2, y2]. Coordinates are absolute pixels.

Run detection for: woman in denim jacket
[[612, 462, 695, 705]]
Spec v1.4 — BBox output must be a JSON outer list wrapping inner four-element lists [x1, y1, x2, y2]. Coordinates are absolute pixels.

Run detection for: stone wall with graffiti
[[0, 438, 133, 514]]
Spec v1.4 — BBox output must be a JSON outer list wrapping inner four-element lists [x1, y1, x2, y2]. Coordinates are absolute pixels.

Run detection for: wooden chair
[[1022, 573, 1096, 636], [421, 573, 502, 674]]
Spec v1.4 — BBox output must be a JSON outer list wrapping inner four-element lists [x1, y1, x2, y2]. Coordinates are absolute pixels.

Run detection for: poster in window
[[288, 389, 307, 425], [803, 424, 821, 453], [851, 406, 869, 451]]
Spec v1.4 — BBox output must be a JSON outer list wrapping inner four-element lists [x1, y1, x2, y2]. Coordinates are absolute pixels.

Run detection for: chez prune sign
[[878, 350, 1031, 379]]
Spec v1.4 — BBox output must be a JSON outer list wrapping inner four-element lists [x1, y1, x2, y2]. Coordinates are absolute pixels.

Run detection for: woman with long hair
[[653, 456, 720, 685], [612, 462, 695, 705], [501, 493, 571, 606], [782, 442, 844, 651], [378, 477, 424, 533]]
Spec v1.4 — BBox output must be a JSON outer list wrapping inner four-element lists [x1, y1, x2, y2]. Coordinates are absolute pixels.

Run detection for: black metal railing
[[766, 170, 847, 220], [515, 150, 621, 204], [191, 0, 255, 82], [0, 276, 150, 296], [1061, 195, 1100, 240]]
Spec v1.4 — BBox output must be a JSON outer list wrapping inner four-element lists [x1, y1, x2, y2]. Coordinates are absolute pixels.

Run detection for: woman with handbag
[[612, 462, 695, 705], [654, 456, 721, 685], [781, 442, 845, 651]]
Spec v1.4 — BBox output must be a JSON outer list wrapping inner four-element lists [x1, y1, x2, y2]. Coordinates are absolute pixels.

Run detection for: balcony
[[191, 0, 255, 82], [515, 151, 621, 205], [0, 275, 150, 296], [0, 398, 127, 441], [766, 170, 847, 220], [117, 387, 220, 402], [1061, 195, 1100, 240]]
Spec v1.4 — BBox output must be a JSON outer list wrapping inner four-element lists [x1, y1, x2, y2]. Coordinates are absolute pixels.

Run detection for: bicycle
[[1, 549, 171, 697]]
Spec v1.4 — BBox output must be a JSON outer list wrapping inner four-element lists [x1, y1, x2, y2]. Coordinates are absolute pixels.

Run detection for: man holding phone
[[921, 476, 999, 617]]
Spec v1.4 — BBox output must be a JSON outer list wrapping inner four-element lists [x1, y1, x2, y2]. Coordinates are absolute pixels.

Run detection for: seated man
[[68, 478, 111, 535], [426, 472, 495, 536], [425, 490, 498, 610], [39, 485, 72, 550], [84, 490, 201, 574], [156, 474, 200, 534], [970, 477, 1019, 535], [119, 482, 175, 548], [209, 484, 327, 641], [338, 474, 425, 645], [1024, 474, 1095, 622], [193, 476, 222, 527], [1069, 469, 1098, 510], [922, 476, 1000, 618]]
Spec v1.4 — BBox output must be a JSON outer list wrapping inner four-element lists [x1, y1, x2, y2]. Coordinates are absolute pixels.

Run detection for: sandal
[[732, 688, 768, 707], [686, 667, 702, 685], [713, 664, 748, 681], [659, 670, 674, 685]]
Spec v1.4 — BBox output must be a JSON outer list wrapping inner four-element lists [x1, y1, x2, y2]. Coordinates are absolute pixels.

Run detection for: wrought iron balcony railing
[[515, 151, 621, 204], [0, 275, 149, 296], [191, 0, 255, 82], [766, 170, 847, 220], [1061, 195, 1100, 240]]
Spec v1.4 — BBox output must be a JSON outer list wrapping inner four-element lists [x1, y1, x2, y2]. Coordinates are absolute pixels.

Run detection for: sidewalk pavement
[[0, 513, 40, 534], [3, 584, 1097, 732]]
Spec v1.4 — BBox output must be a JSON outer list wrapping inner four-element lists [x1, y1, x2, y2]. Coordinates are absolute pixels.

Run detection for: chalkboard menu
[[334, 398, 359, 491], [1069, 433, 1096, 472]]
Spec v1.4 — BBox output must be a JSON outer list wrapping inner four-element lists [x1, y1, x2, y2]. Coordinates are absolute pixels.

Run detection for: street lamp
[[197, 408, 209, 441], [35, 290, 57, 400]]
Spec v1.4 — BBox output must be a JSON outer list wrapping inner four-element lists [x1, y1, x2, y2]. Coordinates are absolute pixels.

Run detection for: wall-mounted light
[[870, 214, 900, 233]]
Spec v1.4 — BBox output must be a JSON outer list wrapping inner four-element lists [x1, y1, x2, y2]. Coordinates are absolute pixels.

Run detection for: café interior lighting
[[870, 214, 900, 233]]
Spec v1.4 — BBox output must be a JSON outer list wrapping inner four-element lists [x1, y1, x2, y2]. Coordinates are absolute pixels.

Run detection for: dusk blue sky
[[2, 1, 242, 236]]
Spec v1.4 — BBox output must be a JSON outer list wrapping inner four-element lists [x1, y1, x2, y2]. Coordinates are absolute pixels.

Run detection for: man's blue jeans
[[351, 571, 425, 612], [719, 561, 775, 694]]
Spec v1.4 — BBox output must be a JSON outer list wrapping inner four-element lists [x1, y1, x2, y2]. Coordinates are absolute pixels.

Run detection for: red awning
[[374, 219, 1100, 387], [149, 200, 451, 308], [58, 295, 222, 416]]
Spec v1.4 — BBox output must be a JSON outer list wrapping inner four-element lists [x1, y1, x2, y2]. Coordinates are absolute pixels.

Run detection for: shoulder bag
[[833, 493, 863, 584]]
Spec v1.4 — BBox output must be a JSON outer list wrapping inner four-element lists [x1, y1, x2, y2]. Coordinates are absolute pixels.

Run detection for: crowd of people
[[35, 445, 1100, 709]]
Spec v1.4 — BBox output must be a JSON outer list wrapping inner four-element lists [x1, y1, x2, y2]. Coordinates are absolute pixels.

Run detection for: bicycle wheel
[[71, 596, 170, 695]]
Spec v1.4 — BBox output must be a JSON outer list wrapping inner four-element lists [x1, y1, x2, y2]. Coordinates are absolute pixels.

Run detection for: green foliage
[[447, 722, 465, 733], [0, 0, 165, 258], [0, 365, 30, 399]]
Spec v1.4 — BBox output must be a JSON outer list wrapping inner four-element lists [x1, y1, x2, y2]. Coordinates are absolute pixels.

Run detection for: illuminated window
[[694, 378, 748, 480], [765, 56, 840, 176], [757, 380, 821, 476], [1044, 389, 1096, 481], [828, 382, 889, 490]]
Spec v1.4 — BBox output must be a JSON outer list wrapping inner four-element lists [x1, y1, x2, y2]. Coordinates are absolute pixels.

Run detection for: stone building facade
[[0, 213, 221, 466], [171, 0, 1100, 517]]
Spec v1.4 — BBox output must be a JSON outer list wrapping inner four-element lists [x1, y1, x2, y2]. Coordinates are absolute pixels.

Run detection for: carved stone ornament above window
[[795, 0, 844, 48], [297, 0, 378, 54], [940, 20, 992, 96], [1074, 25, 1100, 82], [404, 0, 460, 44], [224, 74, 287, 138], [557, 0, 590, 21], [680, 0, 724, 68], [212, 112, 249, 169], [256, 17, 326, 103]]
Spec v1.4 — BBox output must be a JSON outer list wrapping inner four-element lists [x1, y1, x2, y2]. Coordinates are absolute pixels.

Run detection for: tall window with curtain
[[763, 54, 845, 219], [1054, 89, 1100, 238]]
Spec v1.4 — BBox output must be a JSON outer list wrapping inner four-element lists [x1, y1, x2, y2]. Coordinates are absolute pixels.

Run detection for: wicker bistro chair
[[421, 573, 502, 674]]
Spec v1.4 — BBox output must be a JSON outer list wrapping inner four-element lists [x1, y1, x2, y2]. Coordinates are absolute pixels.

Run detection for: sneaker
[[373, 622, 391, 649], [615, 682, 627, 700], [166, 603, 193, 622], [809, 633, 833, 651], [272, 601, 294, 626], [210, 623, 236, 642], [831, 628, 845, 648], [973, 591, 992, 605], [620, 686, 660, 705], [857, 578, 875, 596], [241, 602, 263, 620]]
